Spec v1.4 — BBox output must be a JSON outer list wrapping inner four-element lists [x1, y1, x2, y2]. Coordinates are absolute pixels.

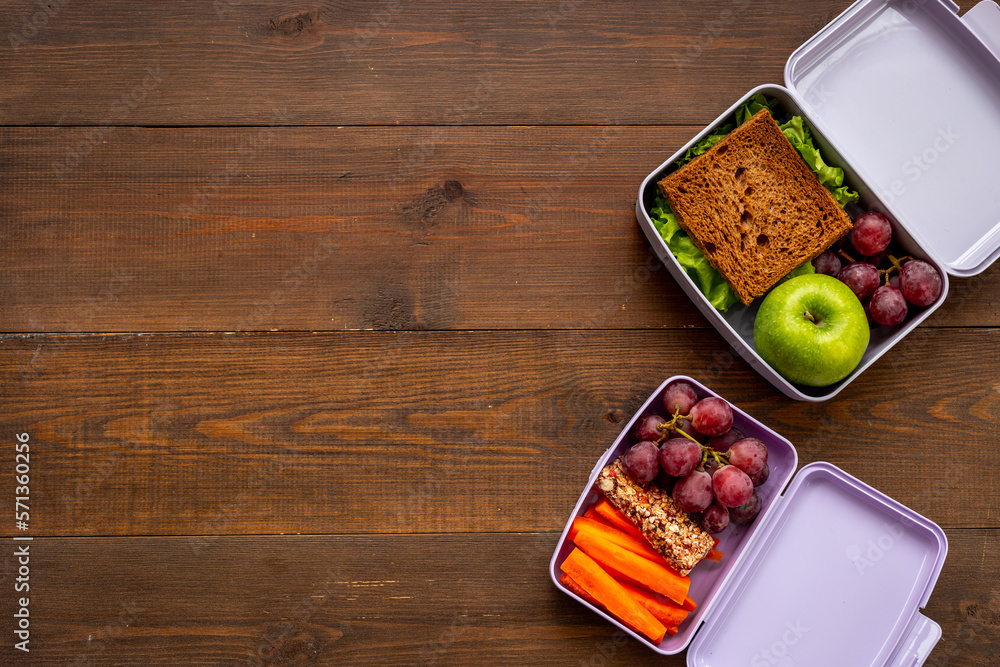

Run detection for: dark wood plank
[[3, 127, 997, 332], [0, 0, 861, 126], [2, 328, 997, 537], [0, 531, 996, 665], [3, 2, 994, 664]]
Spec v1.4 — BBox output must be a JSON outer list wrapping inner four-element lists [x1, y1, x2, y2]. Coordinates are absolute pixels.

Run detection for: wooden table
[[2, 1, 998, 664]]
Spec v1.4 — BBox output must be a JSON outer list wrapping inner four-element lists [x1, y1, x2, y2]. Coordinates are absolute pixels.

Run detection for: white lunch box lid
[[784, 0, 1000, 276]]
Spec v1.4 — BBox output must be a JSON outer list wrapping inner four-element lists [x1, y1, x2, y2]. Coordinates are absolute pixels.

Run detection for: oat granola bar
[[596, 458, 714, 575]]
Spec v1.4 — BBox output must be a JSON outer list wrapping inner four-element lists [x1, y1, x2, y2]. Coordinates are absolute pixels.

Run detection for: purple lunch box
[[549, 377, 948, 666], [636, 0, 1000, 401]]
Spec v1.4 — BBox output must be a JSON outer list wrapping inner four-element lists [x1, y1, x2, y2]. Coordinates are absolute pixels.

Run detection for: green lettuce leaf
[[674, 124, 735, 168], [735, 93, 779, 126], [829, 185, 860, 207], [673, 94, 776, 169], [778, 116, 860, 206], [650, 194, 740, 312], [776, 258, 815, 285]]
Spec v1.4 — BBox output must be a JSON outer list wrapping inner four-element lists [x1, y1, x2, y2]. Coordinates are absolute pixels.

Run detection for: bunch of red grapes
[[620, 381, 769, 535], [813, 209, 943, 326]]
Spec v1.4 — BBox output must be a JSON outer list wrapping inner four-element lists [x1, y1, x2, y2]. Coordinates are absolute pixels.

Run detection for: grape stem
[[837, 249, 856, 264], [879, 254, 913, 285], [657, 409, 692, 443], [659, 410, 731, 469], [701, 448, 729, 469]]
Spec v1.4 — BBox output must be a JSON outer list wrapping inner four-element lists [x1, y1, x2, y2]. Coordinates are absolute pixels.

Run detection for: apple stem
[[803, 309, 817, 324]]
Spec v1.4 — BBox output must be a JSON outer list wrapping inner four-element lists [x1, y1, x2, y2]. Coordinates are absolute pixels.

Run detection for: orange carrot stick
[[569, 516, 665, 564], [617, 580, 690, 628], [682, 595, 697, 611], [559, 572, 600, 606], [562, 573, 663, 641], [583, 505, 614, 527], [573, 531, 690, 606], [666, 626, 679, 636], [576, 515, 723, 567], [561, 548, 667, 643], [593, 502, 721, 565], [593, 499, 645, 540]]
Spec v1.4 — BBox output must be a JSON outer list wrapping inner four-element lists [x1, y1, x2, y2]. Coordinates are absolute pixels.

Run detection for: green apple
[[754, 274, 869, 387]]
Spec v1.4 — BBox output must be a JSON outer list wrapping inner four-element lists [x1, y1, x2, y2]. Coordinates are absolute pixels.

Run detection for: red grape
[[659, 438, 702, 477], [812, 251, 842, 277], [633, 414, 666, 443], [622, 441, 660, 484], [727, 437, 768, 476], [888, 274, 900, 289], [729, 490, 762, 524], [672, 470, 713, 512], [689, 397, 733, 436], [869, 285, 908, 326], [863, 299, 879, 328], [837, 262, 880, 301], [865, 250, 888, 267], [700, 501, 730, 534], [662, 381, 698, 415], [712, 465, 753, 508], [708, 428, 744, 452], [751, 462, 769, 487], [899, 260, 943, 307], [703, 457, 721, 478], [655, 468, 677, 492], [852, 211, 892, 256]]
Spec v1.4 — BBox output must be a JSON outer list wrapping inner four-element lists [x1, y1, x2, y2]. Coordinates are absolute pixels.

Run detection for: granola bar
[[596, 457, 714, 575]]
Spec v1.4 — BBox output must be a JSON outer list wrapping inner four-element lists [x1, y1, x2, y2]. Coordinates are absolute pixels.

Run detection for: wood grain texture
[[1, 531, 997, 665], [2, 126, 997, 332], [2, 329, 997, 537], [3, 0, 998, 663], [0, 0, 860, 127]]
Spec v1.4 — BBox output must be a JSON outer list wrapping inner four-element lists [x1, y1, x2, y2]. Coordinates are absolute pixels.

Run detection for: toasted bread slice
[[658, 109, 852, 305]]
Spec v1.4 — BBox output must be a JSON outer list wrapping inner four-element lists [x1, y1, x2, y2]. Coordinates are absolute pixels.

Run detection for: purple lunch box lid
[[784, 0, 1000, 277], [686, 462, 948, 667], [549, 377, 948, 666]]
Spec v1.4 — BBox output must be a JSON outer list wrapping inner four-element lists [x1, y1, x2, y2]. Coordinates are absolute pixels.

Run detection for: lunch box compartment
[[549, 377, 798, 653], [549, 377, 947, 665], [638, 86, 949, 402], [636, 0, 1000, 401]]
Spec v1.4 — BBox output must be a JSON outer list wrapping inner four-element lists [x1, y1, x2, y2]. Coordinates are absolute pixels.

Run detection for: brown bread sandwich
[[658, 109, 852, 306]]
